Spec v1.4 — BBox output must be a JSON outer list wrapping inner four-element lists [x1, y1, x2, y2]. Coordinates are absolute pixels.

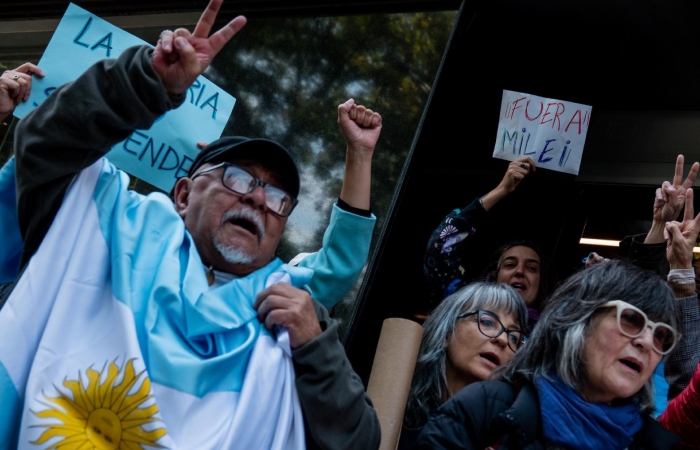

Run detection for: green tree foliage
[[198, 11, 456, 332], [202, 11, 456, 333], [206, 11, 456, 256]]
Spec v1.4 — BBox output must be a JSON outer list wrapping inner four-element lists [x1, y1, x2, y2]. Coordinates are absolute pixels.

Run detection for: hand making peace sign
[[152, 0, 247, 95]]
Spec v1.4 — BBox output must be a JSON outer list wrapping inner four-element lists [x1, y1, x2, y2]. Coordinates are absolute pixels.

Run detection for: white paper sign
[[493, 90, 592, 175]]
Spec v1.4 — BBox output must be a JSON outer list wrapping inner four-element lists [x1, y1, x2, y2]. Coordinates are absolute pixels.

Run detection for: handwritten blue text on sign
[[492, 90, 592, 175], [14, 3, 236, 192]]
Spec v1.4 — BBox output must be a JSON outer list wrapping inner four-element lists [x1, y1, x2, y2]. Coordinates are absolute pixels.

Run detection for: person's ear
[[173, 177, 193, 218]]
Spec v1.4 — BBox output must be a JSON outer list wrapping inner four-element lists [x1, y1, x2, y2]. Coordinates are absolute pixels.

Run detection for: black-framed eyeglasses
[[597, 300, 679, 355], [457, 310, 527, 352], [192, 162, 298, 217]]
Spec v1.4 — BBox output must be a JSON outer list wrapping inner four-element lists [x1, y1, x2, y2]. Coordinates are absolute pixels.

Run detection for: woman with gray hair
[[399, 281, 528, 449], [416, 259, 694, 449]]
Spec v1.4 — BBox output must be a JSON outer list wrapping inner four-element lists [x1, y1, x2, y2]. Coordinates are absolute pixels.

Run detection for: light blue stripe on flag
[[0, 361, 21, 449], [2, 158, 311, 448], [0, 157, 22, 283]]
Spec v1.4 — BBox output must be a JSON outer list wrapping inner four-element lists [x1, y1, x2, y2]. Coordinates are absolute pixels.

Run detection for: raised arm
[[153, 2, 246, 95], [480, 156, 536, 211], [424, 157, 536, 299], [663, 188, 700, 400], [295, 99, 380, 308], [14, 0, 246, 267], [646, 154, 698, 244], [336, 98, 381, 210], [619, 154, 699, 275]]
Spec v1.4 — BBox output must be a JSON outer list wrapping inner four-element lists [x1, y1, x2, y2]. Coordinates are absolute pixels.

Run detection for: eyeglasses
[[192, 162, 298, 217], [597, 300, 678, 355], [457, 310, 527, 352]]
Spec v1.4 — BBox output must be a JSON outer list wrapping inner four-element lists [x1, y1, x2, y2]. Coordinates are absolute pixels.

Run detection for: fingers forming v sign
[[653, 155, 699, 223], [152, 0, 247, 95], [665, 188, 700, 270], [674, 154, 699, 203]]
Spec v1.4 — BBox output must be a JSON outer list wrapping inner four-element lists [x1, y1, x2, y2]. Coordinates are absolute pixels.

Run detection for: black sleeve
[[14, 45, 184, 267], [293, 301, 381, 450], [618, 233, 669, 276], [337, 197, 371, 217], [415, 381, 514, 450], [423, 199, 488, 301]]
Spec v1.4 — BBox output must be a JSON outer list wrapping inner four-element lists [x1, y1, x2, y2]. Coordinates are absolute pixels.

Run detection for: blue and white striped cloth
[[0, 158, 310, 449]]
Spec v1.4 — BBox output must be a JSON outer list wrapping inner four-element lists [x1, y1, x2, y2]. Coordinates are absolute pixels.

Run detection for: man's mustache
[[221, 208, 266, 243]]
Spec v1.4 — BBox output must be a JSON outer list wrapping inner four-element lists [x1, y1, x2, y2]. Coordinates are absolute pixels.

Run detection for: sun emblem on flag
[[31, 358, 167, 449]]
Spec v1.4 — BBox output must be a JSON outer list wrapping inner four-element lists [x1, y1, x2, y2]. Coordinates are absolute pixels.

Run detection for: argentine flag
[[0, 158, 310, 449]]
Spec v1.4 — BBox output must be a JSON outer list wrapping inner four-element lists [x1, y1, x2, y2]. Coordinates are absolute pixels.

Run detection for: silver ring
[[12, 74, 18, 80], [159, 29, 172, 40], [519, 162, 527, 168]]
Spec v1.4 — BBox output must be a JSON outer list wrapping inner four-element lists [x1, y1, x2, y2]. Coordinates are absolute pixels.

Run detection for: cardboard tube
[[366, 318, 424, 450]]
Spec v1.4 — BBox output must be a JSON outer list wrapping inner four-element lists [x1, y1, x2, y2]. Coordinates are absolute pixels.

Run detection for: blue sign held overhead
[[14, 3, 236, 192]]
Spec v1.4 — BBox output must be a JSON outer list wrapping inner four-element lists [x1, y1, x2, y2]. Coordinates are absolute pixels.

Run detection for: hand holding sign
[[0, 63, 44, 122], [499, 156, 536, 195], [152, 0, 247, 95], [479, 156, 536, 211]]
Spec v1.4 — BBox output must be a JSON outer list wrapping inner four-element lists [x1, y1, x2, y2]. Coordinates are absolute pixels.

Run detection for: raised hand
[[583, 252, 610, 269], [498, 156, 536, 194], [665, 188, 700, 270], [0, 63, 44, 121], [654, 154, 699, 223], [479, 156, 536, 211], [337, 98, 382, 210], [152, 0, 247, 94], [337, 98, 382, 156], [645, 154, 699, 244]]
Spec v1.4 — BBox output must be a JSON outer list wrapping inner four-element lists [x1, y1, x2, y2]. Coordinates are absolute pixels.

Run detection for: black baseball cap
[[187, 136, 300, 198]]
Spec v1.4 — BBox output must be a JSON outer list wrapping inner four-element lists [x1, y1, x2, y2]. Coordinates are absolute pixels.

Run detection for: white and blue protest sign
[[492, 90, 592, 175], [14, 3, 236, 192]]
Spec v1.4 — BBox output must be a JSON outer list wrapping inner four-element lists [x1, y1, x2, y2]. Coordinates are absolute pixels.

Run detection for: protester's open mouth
[[228, 217, 258, 236], [619, 358, 642, 373], [511, 282, 526, 292], [480, 352, 501, 366], [221, 209, 265, 243]]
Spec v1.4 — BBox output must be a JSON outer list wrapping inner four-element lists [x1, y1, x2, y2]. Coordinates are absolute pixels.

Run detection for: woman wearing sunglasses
[[416, 256, 700, 450], [399, 282, 528, 449]]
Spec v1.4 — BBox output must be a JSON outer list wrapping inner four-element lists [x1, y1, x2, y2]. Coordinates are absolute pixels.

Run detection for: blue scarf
[[535, 376, 643, 450]]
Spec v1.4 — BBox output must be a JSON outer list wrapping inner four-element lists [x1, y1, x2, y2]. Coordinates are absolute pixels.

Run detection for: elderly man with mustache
[[0, 1, 380, 448]]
